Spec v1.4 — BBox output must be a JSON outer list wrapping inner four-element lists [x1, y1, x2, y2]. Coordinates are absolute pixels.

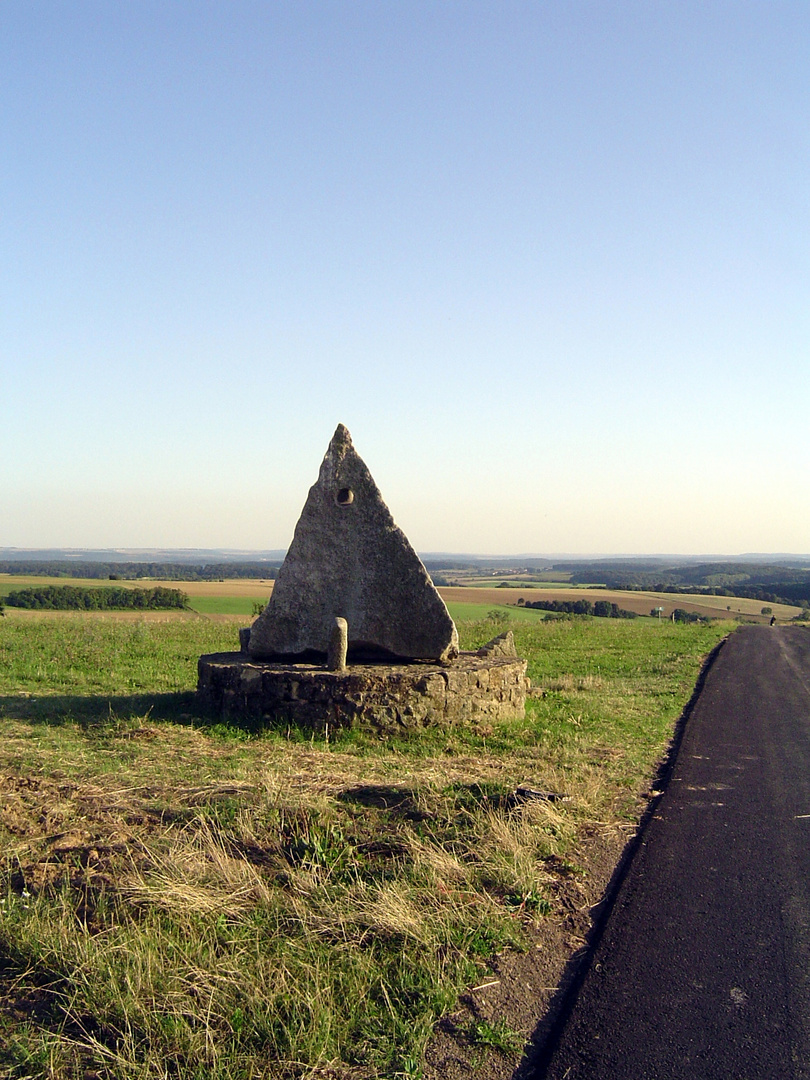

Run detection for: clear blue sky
[[2, 1, 808, 556]]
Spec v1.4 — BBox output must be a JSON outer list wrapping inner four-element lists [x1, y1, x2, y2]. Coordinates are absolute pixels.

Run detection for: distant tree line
[[0, 561, 278, 581], [554, 560, 810, 608], [3, 585, 189, 611], [519, 598, 637, 619]]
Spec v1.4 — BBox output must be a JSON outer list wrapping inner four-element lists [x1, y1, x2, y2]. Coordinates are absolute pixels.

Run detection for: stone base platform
[[197, 651, 530, 732]]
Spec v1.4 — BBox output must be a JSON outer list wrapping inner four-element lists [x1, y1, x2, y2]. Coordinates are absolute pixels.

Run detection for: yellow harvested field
[[2, 608, 199, 622], [436, 586, 802, 621], [0, 574, 274, 599]]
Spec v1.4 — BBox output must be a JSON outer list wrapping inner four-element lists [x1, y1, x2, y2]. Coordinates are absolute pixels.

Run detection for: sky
[[2, 1, 808, 557]]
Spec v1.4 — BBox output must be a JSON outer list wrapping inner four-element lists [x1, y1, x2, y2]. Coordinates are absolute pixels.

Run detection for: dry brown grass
[[121, 814, 274, 916], [1, 607, 203, 622]]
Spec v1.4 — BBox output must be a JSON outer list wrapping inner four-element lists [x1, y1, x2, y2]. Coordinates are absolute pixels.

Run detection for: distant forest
[[551, 561, 810, 609], [3, 585, 189, 611], [0, 561, 278, 581]]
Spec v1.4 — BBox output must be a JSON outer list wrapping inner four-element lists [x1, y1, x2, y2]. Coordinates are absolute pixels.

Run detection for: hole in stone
[[336, 488, 354, 506]]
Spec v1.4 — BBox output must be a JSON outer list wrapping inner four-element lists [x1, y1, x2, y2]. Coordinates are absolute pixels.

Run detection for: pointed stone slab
[[248, 425, 459, 663]]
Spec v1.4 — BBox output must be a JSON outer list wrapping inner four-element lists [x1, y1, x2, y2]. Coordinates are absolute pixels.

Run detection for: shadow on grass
[[337, 780, 513, 819], [0, 692, 324, 739], [337, 785, 428, 820], [0, 691, 210, 729]]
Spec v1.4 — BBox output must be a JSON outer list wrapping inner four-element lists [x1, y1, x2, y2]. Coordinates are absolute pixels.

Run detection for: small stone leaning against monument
[[197, 424, 529, 731]]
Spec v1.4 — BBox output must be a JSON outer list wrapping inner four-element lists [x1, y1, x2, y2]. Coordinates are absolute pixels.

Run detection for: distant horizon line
[[2, 547, 809, 563]]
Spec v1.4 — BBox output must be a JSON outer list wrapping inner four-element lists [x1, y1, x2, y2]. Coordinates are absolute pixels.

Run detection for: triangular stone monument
[[248, 425, 459, 663]]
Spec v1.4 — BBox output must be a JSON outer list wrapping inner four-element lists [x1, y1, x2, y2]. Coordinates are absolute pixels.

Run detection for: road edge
[[521, 631, 732, 1078]]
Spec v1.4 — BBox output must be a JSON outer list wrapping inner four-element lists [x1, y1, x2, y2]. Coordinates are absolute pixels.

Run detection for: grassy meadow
[[0, 597, 731, 1079]]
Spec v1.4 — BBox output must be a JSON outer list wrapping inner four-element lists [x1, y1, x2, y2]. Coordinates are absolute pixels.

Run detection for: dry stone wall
[[197, 651, 529, 733]]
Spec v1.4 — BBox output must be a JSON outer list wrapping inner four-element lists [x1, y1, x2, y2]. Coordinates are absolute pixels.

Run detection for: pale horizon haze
[[2, 2, 808, 557]]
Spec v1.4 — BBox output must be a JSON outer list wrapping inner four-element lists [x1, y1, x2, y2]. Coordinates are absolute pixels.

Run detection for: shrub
[[672, 608, 704, 624]]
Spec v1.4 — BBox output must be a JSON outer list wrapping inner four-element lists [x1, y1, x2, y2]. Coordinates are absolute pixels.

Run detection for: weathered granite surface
[[197, 651, 529, 733], [248, 424, 458, 663]]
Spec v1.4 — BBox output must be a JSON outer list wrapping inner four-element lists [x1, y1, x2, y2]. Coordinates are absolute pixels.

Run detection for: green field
[[0, 612, 730, 1078], [444, 600, 549, 623], [187, 595, 258, 616]]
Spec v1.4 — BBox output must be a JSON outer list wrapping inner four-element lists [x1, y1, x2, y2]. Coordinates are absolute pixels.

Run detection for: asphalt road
[[536, 625, 810, 1080]]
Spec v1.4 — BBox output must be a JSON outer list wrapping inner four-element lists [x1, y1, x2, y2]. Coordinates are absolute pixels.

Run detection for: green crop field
[[0, 611, 730, 1078], [444, 601, 548, 623], [187, 595, 259, 616]]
